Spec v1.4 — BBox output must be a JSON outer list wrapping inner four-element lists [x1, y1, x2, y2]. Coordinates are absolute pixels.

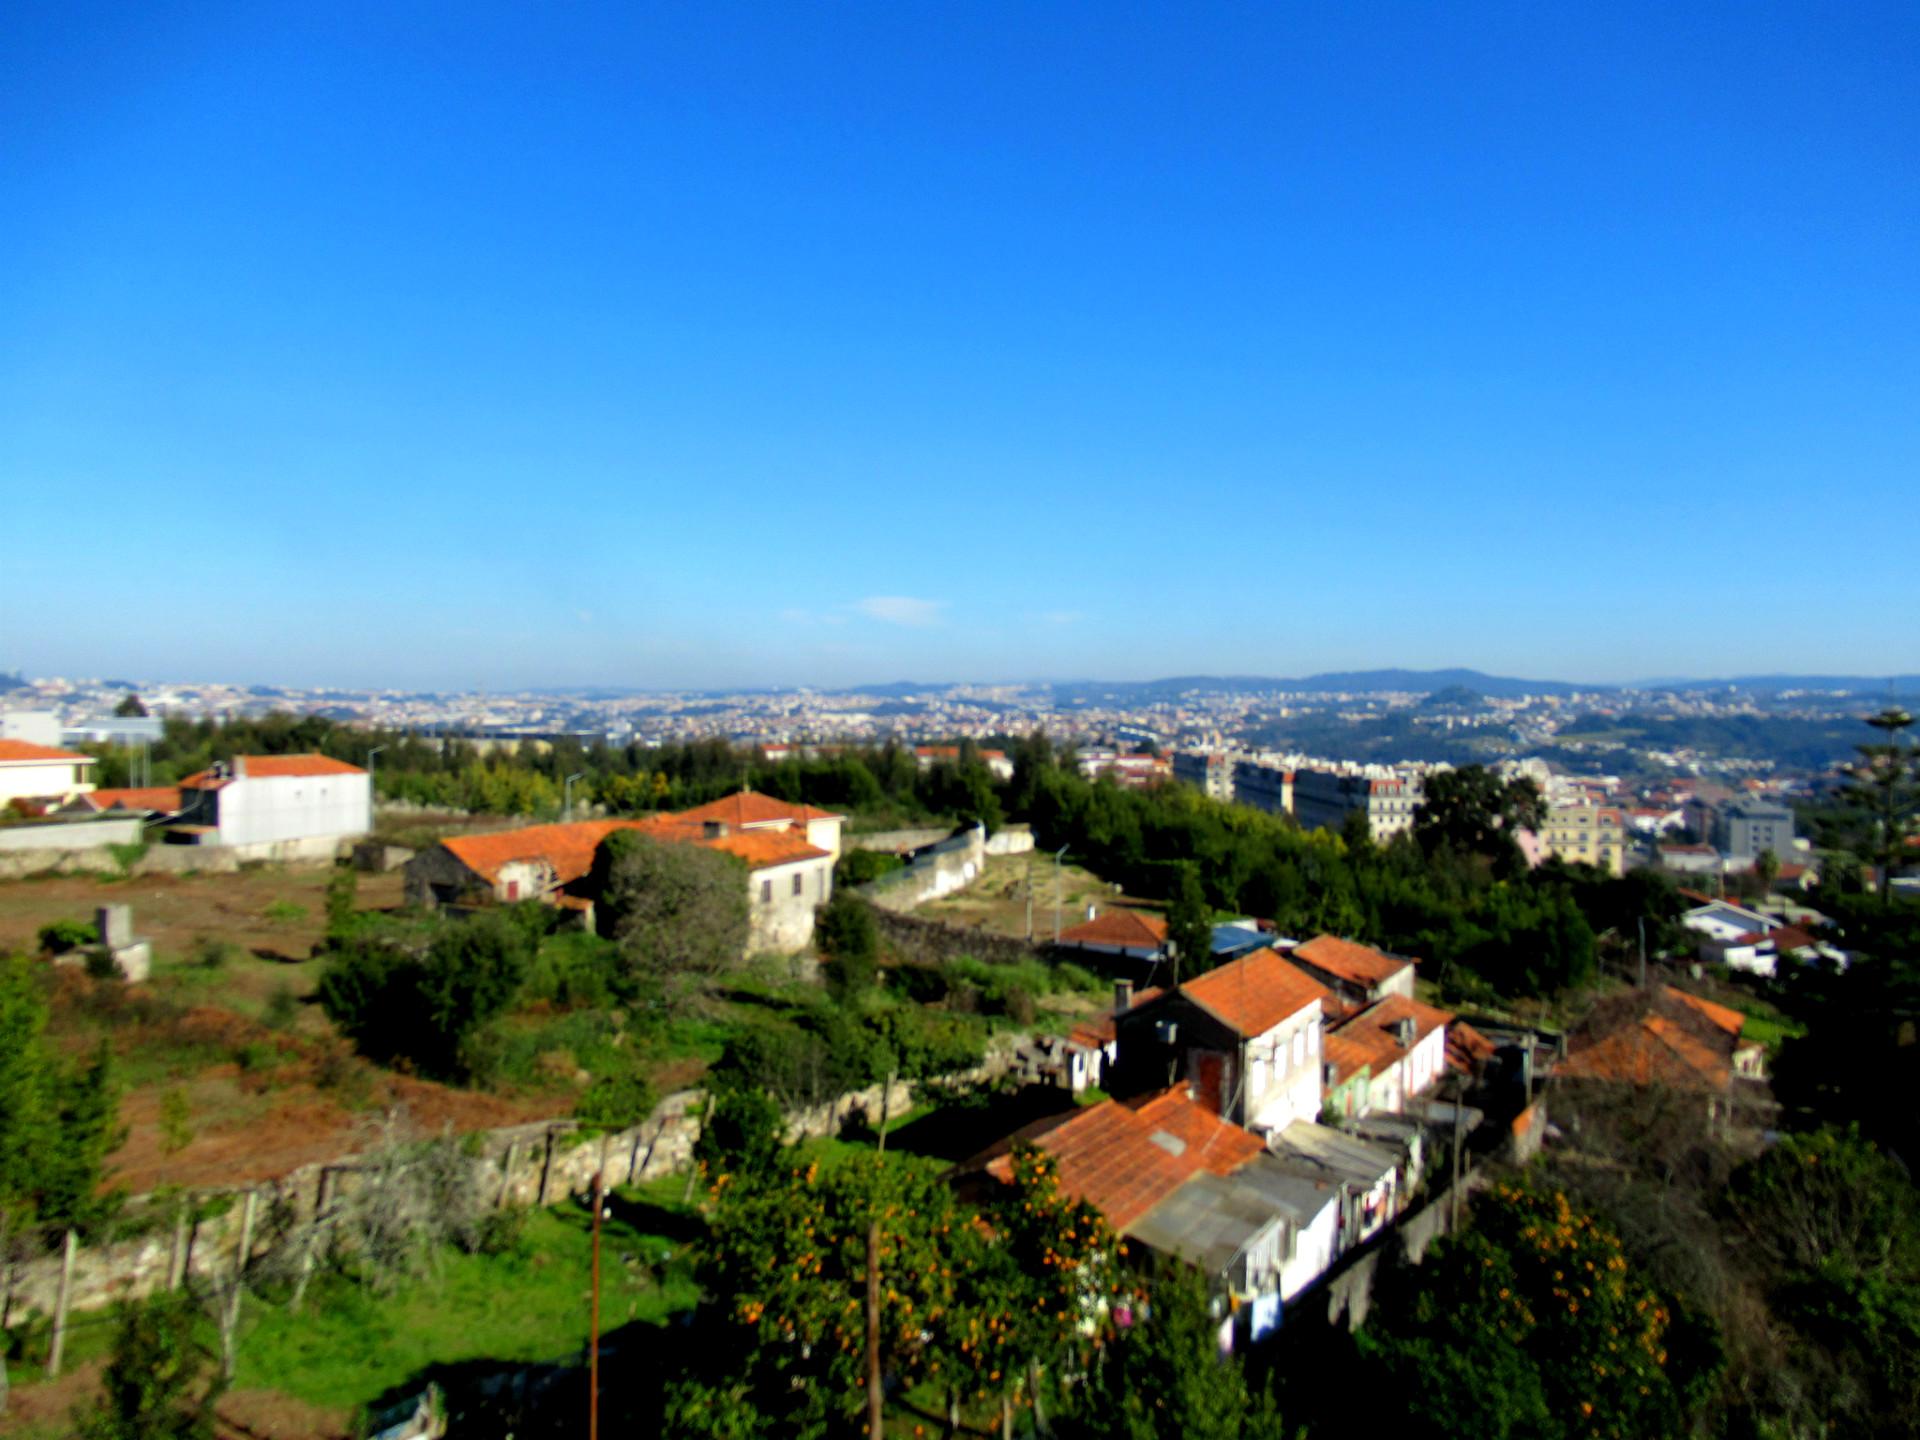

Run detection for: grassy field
[[917, 850, 1158, 942]]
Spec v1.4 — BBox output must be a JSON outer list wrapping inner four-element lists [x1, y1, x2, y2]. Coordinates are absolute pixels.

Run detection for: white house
[[168, 754, 370, 858], [0, 740, 97, 808], [405, 790, 841, 953]]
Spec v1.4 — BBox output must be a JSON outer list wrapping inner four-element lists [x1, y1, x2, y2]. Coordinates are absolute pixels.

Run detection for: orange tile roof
[[672, 790, 842, 827], [985, 1089, 1263, 1230], [1057, 909, 1168, 950], [1559, 1018, 1729, 1089], [1662, 987, 1745, 1040], [1323, 1032, 1376, 1087], [86, 786, 182, 813], [1329, 993, 1453, 1072], [1291, 934, 1415, 989], [0, 740, 92, 764], [181, 754, 366, 787], [1447, 1021, 1497, 1073], [440, 807, 830, 892], [1179, 949, 1334, 1038]]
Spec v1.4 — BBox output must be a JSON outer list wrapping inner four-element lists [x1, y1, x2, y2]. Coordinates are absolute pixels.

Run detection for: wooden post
[[47, 1230, 77, 1379], [865, 1220, 883, 1437], [221, 1190, 259, 1381], [168, 1201, 190, 1290], [536, 1132, 555, 1208], [497, 1141, 518, 1209]]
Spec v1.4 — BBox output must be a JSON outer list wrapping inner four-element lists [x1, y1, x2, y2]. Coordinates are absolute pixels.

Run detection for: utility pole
[[590, 1172, 603, 1440], [366, 745, 384, 818], [1052, 845, 1070, 942], [865, 1220, 884, 1438], [565, 771, 586, 822]]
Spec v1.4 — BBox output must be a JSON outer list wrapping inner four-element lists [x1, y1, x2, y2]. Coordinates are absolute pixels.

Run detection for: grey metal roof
[[1127, 1172, 1282, 1275], [1268, 1121, 1398, 1189], [1231, 1155, 1342, 1226]]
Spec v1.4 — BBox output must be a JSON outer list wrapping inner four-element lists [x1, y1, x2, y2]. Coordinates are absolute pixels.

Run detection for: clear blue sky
[[4, 2, 1916, 691]]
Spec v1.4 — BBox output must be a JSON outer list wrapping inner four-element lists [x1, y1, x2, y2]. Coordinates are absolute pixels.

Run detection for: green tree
[[1839, 707, 1920, 901], [1165, 863, 1214, 982], [692, 1074, 787, 1186], [1351, 1182, 1717, 1440], [1079, 1261, 1287, 1440], [112, 693, 148, 719], [591, 832, 750, 1005], [1414, 766, 1546, 877], [322, 865, 358, 940], [1721, 1127, 1920, 1437], [816, 891, 879, 1003], [76, 1292, 220, 1440], [0, 959, 124, 1238]]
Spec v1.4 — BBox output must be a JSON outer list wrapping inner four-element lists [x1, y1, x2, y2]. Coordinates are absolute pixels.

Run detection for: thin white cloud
[[854, 595, 946, 627]]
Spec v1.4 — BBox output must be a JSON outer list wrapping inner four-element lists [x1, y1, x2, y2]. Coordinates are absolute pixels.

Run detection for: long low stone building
[[404, 789, 843, 952]]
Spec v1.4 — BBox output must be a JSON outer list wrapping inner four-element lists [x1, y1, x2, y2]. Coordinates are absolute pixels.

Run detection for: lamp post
[[565, 772, 585, 822]]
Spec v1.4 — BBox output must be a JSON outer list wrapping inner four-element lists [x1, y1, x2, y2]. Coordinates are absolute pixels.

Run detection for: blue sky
[[3, 2, 1916, 690]]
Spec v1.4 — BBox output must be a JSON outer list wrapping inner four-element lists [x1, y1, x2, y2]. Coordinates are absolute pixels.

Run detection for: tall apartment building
[[1541, 802, 1626, 876], [1717, 799, 1796, 860], [1291, 769, 1423, 841], [1231, 758, 1295, 815], [1173, 750, 1236, 802]]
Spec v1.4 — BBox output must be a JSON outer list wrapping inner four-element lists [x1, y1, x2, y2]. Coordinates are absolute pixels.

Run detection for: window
[[760, 879, 772, 903], [792, 872, 804, 897]]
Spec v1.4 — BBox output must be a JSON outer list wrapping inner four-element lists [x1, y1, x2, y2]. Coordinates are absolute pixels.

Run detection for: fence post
[[221, 1190, 259, 1381], [47, 1230, 77, 1379], [168, 1200, 190, 1290]]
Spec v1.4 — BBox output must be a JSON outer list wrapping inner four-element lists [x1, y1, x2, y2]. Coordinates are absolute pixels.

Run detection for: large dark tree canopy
[[1414, 765, 1546, 875], [591, 831, 750, 1003]]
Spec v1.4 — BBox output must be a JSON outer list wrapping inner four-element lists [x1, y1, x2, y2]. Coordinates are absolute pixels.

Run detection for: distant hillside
[[1052, 669, 1596, 702]]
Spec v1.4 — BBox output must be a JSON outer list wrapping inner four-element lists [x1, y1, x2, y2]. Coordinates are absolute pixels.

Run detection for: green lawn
[[234, 1193, 701, 1411]]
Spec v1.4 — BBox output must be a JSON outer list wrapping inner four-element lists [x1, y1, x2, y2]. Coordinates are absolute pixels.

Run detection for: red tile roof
[[1291, 934, 1414, 989], [1663, 987, 1745, 1041], [440, 806, 830, 892], [181, 754, 366, 787], [1057, 909, 1168, 950], [0, 740, 92, 764], [1327, 993, 1452, 1072], [1179, 949, 1334, 1038], [985, 1089, 1263, 1230], [1447, 1021, 1497, 1074], [1558, 991, 1738, 1091], [672, 790, 842, 827], [85, 786, 183, 814]]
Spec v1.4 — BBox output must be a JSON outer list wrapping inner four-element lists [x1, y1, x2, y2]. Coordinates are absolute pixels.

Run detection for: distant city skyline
[[5, 4, 1916, 690]]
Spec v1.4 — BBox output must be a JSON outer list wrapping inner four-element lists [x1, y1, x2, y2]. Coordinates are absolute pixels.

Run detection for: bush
[[262, 983, 299, 1030], [833, 849, 907, 888], [84, 949, 123, 982], [816, 892, 879, 1003], [574, 1070, 658, 1133], [324, 866, 358, 938], [263, 900, 307, 924], [37, 918, 97, 955], [194, 937, 241, 970]]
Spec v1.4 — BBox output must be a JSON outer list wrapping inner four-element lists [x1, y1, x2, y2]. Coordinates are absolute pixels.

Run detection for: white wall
[[1246, 1006, 1324, 1131], [749, 855, 834, 952], [213, 773, 371, 846], [1280, 1200, 1339, 1301], [0, 759, 94, 804]]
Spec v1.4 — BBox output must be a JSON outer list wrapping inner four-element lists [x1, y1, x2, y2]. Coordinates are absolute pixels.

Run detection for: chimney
[[703, 819, 730, 838], [1086, 904, 1097, 921], [1394, 1016, 1417, 1048], [234, 755, 248, 778], [1114, 978, 1134, 1015]]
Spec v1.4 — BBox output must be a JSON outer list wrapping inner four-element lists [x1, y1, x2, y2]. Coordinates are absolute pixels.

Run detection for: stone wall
[[985, 824, 1034, 856], [843, 827, 953, 855], [0, 1065, 958, 1323], [870, 907, 1048, 969], [859, 825, 987, 913]]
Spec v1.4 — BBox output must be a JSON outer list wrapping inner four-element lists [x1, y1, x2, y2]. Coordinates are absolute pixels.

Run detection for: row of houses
[[963, 937, 1493, 1343]]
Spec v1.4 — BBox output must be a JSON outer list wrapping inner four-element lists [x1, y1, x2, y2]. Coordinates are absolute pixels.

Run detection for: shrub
[[83, 949, 122, 982], [37, 918, 97, 955], [262, 900, 307, 924], [816, 892, 879, 1002], [194, 937, 241, 970], [1053, 961, 1100, 993], [323, 866, 358, 938], [574, 1070, 658, 1133], [262, 983, 299, 1030], [833, 849, 907, 888]]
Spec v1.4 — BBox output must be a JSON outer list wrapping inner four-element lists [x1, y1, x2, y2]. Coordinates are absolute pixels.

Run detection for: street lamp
[[564, 772, 586, 822]]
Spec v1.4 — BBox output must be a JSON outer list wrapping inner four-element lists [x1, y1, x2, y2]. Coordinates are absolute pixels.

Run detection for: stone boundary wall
[[0, 1055, 1012, 1322], [844, 827, 953, 855], [985, 825, 1034, 856], [870, 907, 1048, 970], [859, 825, 987, 914]]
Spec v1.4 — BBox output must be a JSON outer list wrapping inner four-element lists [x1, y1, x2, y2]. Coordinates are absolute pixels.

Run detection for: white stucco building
[[0, 740, 97, 807], [168, 753, 370, 857]]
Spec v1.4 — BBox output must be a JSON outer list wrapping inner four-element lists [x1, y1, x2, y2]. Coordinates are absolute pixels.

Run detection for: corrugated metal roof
[[1128, 1172, 1282, 1276]]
